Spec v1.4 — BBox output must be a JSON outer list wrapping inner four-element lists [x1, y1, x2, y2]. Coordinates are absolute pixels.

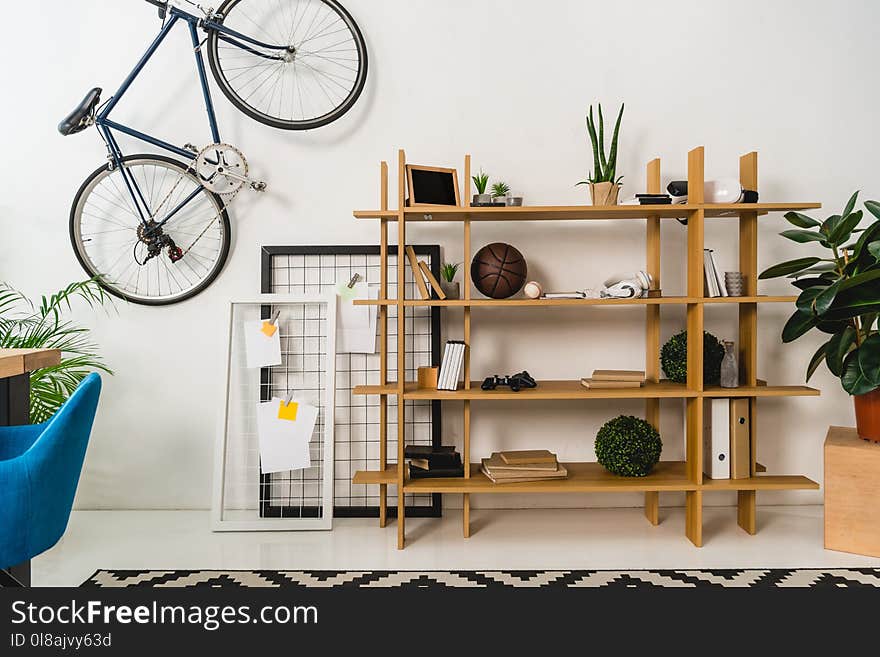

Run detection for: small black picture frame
[[406, 165, 460, 207]]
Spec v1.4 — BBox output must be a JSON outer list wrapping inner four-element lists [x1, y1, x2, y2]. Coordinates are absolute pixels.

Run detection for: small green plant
[[595, 415, 662, 477], [577, 103, 624, 186], [491, 182, 510, 199], [0, 279, 114, 422], [472, 170, 489, 195], [661, 330, 725, 385], [440, 262, 461, 283], [759, 192, 880, 394]]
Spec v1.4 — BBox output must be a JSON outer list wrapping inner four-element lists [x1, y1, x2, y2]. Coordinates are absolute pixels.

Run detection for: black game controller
[[481, 371, 537, 392]]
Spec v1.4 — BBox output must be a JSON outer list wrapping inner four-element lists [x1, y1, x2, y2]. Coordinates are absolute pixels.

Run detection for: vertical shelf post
[[396, 149, 407, 549], [685, 146, 705, 547], [462, 154, 472, 538], [379, 161, 389, 528], [737, 151, 759, 534], [644, 157, 662, 526]]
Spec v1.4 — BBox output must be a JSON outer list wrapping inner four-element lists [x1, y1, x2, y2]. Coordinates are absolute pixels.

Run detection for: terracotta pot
[[589, 182, 620, 206], [854, 388, 880, 442]]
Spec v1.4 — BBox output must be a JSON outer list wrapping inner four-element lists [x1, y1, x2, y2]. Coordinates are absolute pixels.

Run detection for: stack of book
[[481, 450, 568, 484], [703, 248, 728, 298], [580, 370, 645, 389], [437, 341, 466, 391], [405, 445, 464, 479]]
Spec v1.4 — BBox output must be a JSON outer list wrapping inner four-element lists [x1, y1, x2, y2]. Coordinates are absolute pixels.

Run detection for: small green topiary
[[660, 330, 725, 385], [595, 415, 662, 477]]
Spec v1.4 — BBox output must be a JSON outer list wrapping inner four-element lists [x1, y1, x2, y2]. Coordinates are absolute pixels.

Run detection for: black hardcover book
[[409, 460, 465, 479], [404, 445, 456, 459]]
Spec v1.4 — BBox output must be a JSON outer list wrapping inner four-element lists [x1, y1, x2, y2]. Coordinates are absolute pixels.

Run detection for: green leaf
[[814, 279, 842, 316], [864, 200, 880, 221], [868, 241, 880, 261], [786, 263, 839, 278], [857, 334, 880, 386], [796, 286, 826, 313], [842, 350, 878, 395], [792, 277, 831, 291], [828, 210, 863, 246], [850, 217, 880, 260], [826, 326, 856, 377], [779, 229, 827, 244], [806, 340, 829, 382], [821, 214, 842, 237], [841, 190, 859, 219], [598, 104, 607, 172], [606, 103, 624, 183], [782, 310, 816, 343], [586, 108, 602, 182], [784, 211, 821, 228], [759, 257, 821, 279]]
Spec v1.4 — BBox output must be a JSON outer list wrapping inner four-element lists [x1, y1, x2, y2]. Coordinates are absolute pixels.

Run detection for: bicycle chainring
[[194, 143, 249, 195]]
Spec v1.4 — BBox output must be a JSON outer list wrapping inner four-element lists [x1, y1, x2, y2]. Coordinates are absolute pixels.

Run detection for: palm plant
[[472, 170, 489, 195], [0, 279, 113, 422], [759, 192, 880, 394], [578, 103, 625, 186], [440, 262, 461, 283], [491, 182, 510, 199]]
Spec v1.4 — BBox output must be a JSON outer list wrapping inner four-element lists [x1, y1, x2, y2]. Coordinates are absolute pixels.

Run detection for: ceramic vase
[[720, 340, 739, 388]]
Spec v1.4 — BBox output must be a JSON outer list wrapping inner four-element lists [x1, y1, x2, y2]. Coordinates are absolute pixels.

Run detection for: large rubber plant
[[759, 193, 880, 439]]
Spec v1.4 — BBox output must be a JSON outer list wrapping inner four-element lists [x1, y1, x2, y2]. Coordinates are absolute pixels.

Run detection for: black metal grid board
[[260, 245, 443, 518]]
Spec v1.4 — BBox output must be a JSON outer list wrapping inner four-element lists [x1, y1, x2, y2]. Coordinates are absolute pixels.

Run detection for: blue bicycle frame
[[95, 5, 287, 227]]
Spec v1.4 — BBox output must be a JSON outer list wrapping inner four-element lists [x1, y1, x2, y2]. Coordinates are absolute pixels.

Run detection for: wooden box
[[825, 425, 880, 557], [417, 366, 438, 389]]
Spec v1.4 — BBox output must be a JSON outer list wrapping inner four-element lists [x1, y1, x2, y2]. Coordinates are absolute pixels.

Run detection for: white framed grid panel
[[212, 295, 337, 531], [261, 246, 443, 518]]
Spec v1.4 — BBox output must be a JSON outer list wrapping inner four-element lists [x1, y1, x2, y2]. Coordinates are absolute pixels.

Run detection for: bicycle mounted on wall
[[60, 0, 368, 305]]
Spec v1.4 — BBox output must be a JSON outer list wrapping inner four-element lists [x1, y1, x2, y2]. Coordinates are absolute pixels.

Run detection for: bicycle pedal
[[251, 180, 268, 192], [183, 143, 200, 154]]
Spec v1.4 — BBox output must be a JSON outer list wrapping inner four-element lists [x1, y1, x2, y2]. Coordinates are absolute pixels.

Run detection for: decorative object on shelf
[[602, 271, 653, 299], [720, 341, 739, 388], [417, 366, 439, 389], [725, 271, 744, 297], [661, 330, 725, 385], [418, 260, 447, 299], [760, 192, 880, 441], [439, 262, 461, 299], [577, 103, 624, 206], [480, 371, 537, 392], [406, 164, 460, 207], [471, 242, 528, 298], [0, 280, 113, 422], [507, 195, 524, 207], [666, 180, 759, 204], [523, 281, 543, 299], [595, 415, 662, 477], [472, 169, 492, 205], [491, 181, 511, 205], [481, 452, 568, 484]]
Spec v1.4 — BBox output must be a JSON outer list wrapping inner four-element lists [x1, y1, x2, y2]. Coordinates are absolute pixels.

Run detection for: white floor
[[34, 506, 880, 587]]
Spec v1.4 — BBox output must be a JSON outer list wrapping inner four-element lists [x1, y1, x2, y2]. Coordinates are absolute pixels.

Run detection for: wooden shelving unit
[[351, 147, 821, 549]]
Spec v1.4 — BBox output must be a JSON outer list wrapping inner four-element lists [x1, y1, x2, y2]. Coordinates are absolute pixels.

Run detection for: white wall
[[2, 0, 875, 510]]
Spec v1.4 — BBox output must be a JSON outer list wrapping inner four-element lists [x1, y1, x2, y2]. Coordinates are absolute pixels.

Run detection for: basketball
[[471, 243, 528, 299]]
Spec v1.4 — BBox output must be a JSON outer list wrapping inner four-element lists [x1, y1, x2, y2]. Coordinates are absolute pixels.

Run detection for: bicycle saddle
[[58, 88, 102, 136]]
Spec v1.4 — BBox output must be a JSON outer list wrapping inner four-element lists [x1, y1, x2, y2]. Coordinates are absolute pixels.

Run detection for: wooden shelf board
[[354, 202, 820, 222], [0, 348, 62, 379], [352, 384, 400, 396], [354, 295, 798, 307], [402, 380, 695, 400], [403, 461, 696, 493], [701, 474, 819, 491], [702, 384, 820, 398], [353, 466, 398, 486]]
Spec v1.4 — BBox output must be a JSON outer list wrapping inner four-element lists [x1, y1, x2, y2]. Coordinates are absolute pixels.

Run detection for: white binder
[[703, 399, 730, 479]]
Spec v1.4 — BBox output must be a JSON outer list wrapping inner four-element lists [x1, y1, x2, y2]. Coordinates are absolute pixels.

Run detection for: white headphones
[[602, 271, 653, 299]]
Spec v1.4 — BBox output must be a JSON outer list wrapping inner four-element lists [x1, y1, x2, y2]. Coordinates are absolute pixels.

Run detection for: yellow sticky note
[[261, 321, 278, 337], [278, 400, 299, 421]]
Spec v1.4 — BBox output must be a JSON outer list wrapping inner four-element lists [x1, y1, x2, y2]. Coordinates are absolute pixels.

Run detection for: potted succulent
[[577, 103, 624, 206], [440, 262, 461, 299], [472, 170, 491, 206], [491, 181, 511, 206], [760, 192, 880, 441]]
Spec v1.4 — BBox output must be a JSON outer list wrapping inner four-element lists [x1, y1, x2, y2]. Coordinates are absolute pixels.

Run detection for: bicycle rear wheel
[[208, 0, 368, 130], [69, 154, 231, 306]]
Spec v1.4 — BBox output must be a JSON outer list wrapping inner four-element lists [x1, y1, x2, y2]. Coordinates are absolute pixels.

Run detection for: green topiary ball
[[595, 415, 662, 477], [660, 330, 725, 385]]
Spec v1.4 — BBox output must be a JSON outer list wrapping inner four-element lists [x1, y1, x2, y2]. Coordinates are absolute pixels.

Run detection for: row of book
[[437, 341, 466, 391], [580, 369, 645, 389], [703, 248, 728, 298], [405, 445, 464, 479], [481, 450, 568, 484], [404, 246, 447, 300]]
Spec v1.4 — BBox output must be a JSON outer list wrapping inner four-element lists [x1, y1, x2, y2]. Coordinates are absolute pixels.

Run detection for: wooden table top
[[0, 348, 62, 379]]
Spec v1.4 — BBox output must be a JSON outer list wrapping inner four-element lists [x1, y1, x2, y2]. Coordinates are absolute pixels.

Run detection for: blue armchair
[[0, 373, 101, 585]]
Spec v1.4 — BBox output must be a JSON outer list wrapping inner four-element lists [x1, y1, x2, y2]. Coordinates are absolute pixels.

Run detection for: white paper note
[[244, 320, 282, 369], [255, 397, 318, 474], [337, 282, 378, 354]]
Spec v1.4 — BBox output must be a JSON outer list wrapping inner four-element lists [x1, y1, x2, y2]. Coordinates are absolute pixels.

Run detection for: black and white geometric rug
[[83, 569, 880, 588]]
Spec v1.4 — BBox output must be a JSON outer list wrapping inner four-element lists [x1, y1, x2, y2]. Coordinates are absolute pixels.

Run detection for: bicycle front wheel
[[70, 154, 231, 306], [208, 0, 368, 130]]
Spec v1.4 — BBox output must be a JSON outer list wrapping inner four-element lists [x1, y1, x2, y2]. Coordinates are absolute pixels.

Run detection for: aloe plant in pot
[[577, 103, 624, 206], [760, 192, 880, 441]]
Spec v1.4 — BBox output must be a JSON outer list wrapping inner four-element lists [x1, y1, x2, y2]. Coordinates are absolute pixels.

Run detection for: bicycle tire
[[69, 154, 231, 306], [207, 0, 368, 131]]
